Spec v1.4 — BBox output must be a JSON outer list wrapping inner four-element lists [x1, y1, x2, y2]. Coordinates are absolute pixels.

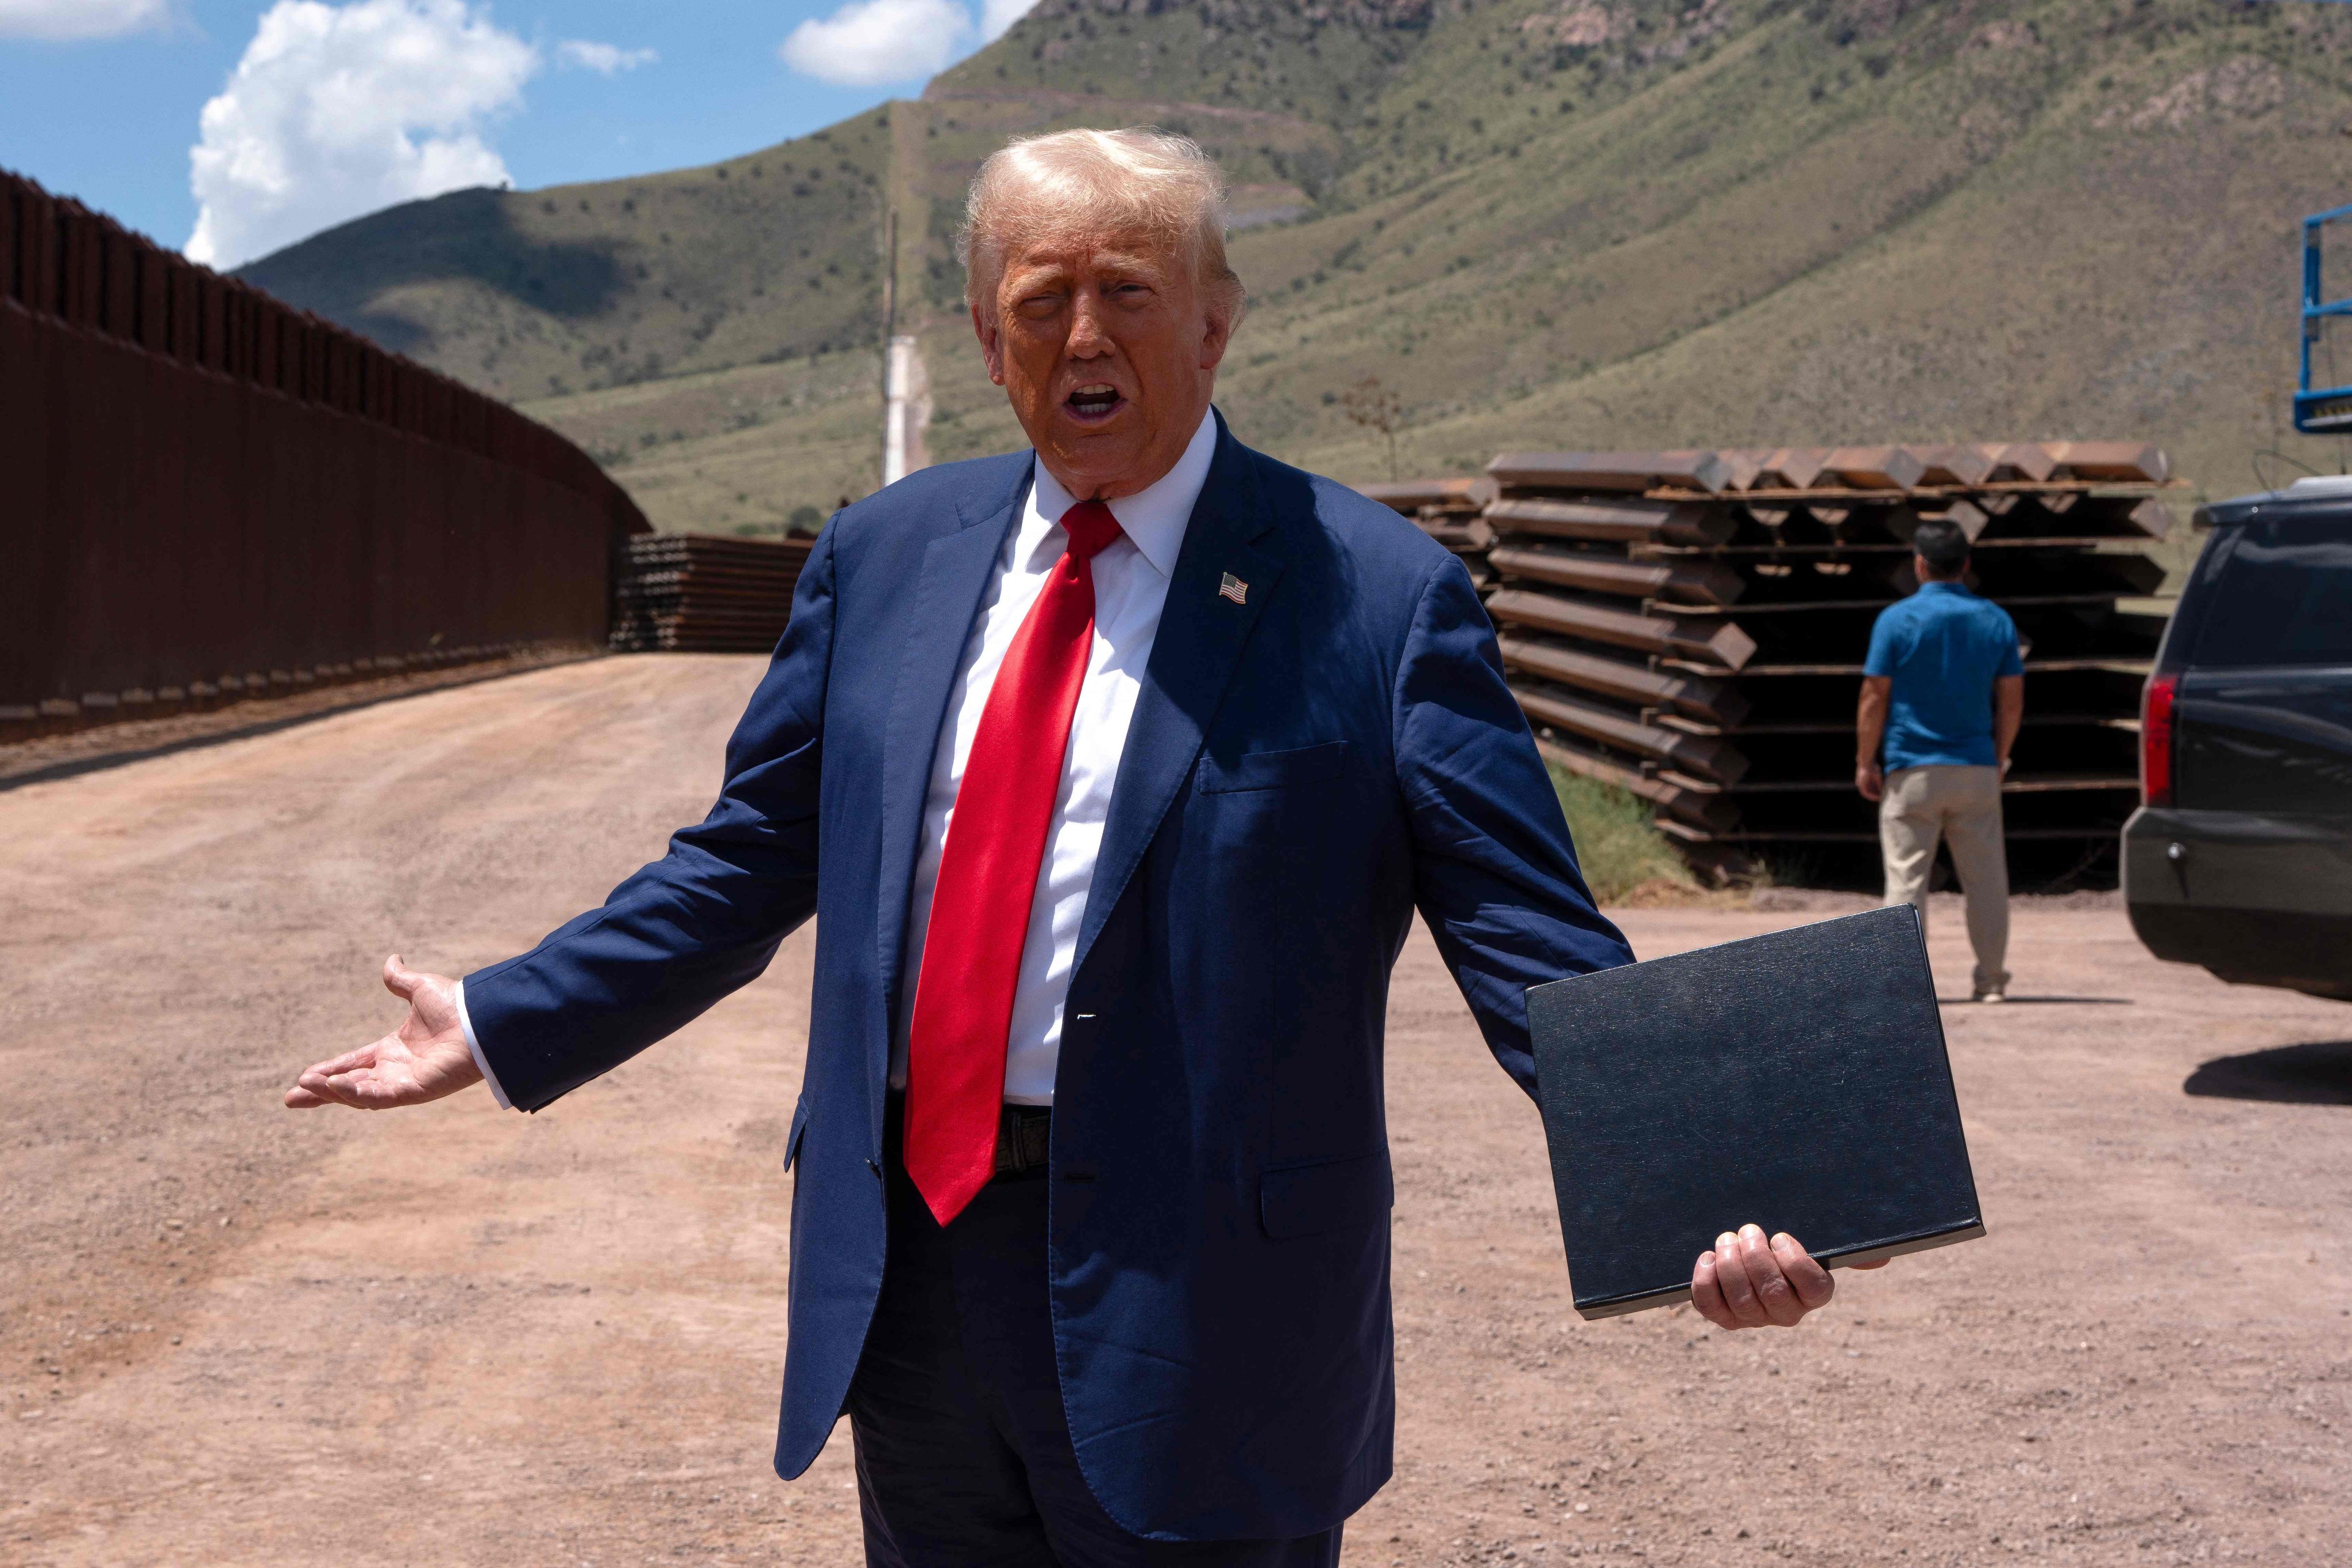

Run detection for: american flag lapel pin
[[1218, 571, 1248, 605]]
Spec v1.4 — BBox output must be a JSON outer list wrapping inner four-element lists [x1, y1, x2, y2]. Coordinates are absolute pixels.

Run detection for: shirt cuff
[[453, 978, 515, 1111]]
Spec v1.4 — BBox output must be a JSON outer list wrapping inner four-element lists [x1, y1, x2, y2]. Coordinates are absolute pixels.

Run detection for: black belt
[[993, 1103, 1053, 1179], [882, 1093, 1052, 1183]]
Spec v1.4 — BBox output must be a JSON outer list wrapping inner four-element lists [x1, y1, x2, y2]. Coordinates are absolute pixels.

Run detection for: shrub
[[1548, 766, 1697, 905]]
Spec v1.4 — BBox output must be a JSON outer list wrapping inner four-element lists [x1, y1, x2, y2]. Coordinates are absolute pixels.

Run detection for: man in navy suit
[[289, 128, 1862, 1565]]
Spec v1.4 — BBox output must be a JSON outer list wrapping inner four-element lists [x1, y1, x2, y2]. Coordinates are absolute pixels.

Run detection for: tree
[[1339, 374, 1405, 481]]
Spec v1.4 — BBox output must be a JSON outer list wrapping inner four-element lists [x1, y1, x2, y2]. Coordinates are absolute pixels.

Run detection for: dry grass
[[518, 350, 882, 534], [1549, 767, 1701, 906]]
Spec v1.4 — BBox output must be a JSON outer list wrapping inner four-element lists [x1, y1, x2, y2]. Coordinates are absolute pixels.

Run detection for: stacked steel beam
[[610, 534, 813, 653], [1481, 443, 2176, 882], [1355, 478, 1498, 593]]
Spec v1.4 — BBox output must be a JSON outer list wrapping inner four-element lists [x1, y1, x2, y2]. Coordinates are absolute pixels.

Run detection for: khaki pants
[[1879, 764, 2010, 995]]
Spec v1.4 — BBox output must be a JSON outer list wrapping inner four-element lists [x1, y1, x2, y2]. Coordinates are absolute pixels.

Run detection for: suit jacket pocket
[[1258, 1150, 1393, 1239], [784, 1092, 810, 1172], [1194, 739, 1351, 794]]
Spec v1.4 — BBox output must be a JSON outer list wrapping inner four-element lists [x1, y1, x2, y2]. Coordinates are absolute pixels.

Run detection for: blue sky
[[0, 0, 1024, 266]]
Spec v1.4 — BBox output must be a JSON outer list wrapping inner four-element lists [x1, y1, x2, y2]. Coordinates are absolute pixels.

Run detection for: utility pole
[[880, 208, 909, 488]]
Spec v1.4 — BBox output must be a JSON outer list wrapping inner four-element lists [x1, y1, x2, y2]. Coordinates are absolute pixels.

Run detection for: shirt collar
[[1917, 580, 1972, 597], [1026, 406, 1216, 580]]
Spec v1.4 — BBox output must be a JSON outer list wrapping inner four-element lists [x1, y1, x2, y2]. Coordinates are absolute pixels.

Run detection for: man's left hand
[[1690, 1224, 1886, 1330]]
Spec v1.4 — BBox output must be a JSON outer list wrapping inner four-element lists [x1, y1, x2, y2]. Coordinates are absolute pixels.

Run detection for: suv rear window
[[2191, 515, 2352, 667]]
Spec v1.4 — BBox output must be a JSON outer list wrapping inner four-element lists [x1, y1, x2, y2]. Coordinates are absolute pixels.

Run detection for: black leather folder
[[1527, 905, 1983, 1319]]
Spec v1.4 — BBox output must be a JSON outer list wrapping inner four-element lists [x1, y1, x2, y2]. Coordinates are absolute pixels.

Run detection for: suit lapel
[[1073, 418, 1283, 975], [874, 468, 1030, 1029]]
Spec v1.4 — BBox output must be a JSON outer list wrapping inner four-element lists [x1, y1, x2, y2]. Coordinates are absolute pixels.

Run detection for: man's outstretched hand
[[284, 956, 483, 1110], [1690, 1223, 1888, 1330]]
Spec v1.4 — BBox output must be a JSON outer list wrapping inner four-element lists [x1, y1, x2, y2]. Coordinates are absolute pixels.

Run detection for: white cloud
[[780, 0, 968, 87], [557, 38, 656, 75], [185, 0, 538, 268], [0, 0, 172, 40], [979, 0, 1034, 42]]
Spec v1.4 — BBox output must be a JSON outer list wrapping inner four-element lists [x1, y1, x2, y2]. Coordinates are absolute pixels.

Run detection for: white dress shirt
[[459, 407, 1218, 1111]]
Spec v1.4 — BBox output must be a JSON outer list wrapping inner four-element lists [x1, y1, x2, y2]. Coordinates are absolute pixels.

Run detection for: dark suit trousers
[[845, 1114, 1346, 1568]]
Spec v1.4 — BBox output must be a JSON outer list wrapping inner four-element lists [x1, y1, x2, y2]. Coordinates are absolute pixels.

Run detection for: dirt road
[[3, 656, 2345, 1566]]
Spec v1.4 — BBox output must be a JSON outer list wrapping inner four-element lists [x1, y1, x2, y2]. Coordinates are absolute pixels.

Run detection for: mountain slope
[[237, 107, 896, 400], [1210, 0, 2352, 500], [247, 0, 2352, 532]]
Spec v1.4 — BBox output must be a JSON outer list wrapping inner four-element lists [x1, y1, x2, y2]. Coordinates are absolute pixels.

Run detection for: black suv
[[2123, 477, 2352, 1001]]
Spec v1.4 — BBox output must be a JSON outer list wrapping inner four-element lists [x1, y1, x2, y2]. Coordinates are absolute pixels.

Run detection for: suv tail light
[[2141, 673, 2178, 807]]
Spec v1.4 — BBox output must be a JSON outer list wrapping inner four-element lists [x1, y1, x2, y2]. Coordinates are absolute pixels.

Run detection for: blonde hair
[[957, 127, 1248, 326]]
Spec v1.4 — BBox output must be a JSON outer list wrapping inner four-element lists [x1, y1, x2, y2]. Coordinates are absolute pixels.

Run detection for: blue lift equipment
[[2296, 203, 2352, 433]]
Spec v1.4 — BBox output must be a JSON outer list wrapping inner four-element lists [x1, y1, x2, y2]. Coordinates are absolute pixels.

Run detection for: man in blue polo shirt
[[1855, 516, 2026, 1002]]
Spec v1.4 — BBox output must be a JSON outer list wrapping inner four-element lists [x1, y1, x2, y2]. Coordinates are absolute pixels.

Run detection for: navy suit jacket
[[465, 413, 1633, 1541]]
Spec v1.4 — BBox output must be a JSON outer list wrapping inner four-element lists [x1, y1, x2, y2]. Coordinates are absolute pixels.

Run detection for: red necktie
[[904, 499, 1124, 1225]]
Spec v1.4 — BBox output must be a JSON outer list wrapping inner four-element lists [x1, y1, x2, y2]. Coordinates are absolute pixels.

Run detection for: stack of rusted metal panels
[[1355, 478, 1498, 592], [1481, 443, 2176, 882], [609, 534, 813, 653]]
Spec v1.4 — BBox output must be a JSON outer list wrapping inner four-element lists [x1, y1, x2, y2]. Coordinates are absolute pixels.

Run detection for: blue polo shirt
[[1864, 581, 2023, 772]]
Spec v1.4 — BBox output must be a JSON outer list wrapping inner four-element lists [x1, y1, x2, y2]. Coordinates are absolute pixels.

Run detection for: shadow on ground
[[1936, 995, 2131, 1007], [2184, 1041, 2352, 1106]]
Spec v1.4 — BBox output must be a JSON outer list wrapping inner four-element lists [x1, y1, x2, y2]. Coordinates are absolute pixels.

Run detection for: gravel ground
[[2, 654, 2345, 1566], [0, 645, 600, 790]]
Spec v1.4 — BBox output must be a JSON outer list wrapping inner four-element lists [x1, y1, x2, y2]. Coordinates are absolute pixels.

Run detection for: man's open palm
[[285, 956, 482, 1110]]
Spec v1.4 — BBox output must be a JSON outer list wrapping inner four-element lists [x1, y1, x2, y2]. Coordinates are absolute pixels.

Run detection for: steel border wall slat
[[1, 164, 651, 732]]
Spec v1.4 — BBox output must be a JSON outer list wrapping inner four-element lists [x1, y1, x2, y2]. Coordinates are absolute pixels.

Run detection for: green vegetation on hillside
[[248, 0, 2352, 531], [521, 349, 882, 535], [239, 107, 895, 402]]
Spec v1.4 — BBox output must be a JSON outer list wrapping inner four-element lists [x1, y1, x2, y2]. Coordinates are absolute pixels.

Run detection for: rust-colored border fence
[[0, 168, 650, 737]]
